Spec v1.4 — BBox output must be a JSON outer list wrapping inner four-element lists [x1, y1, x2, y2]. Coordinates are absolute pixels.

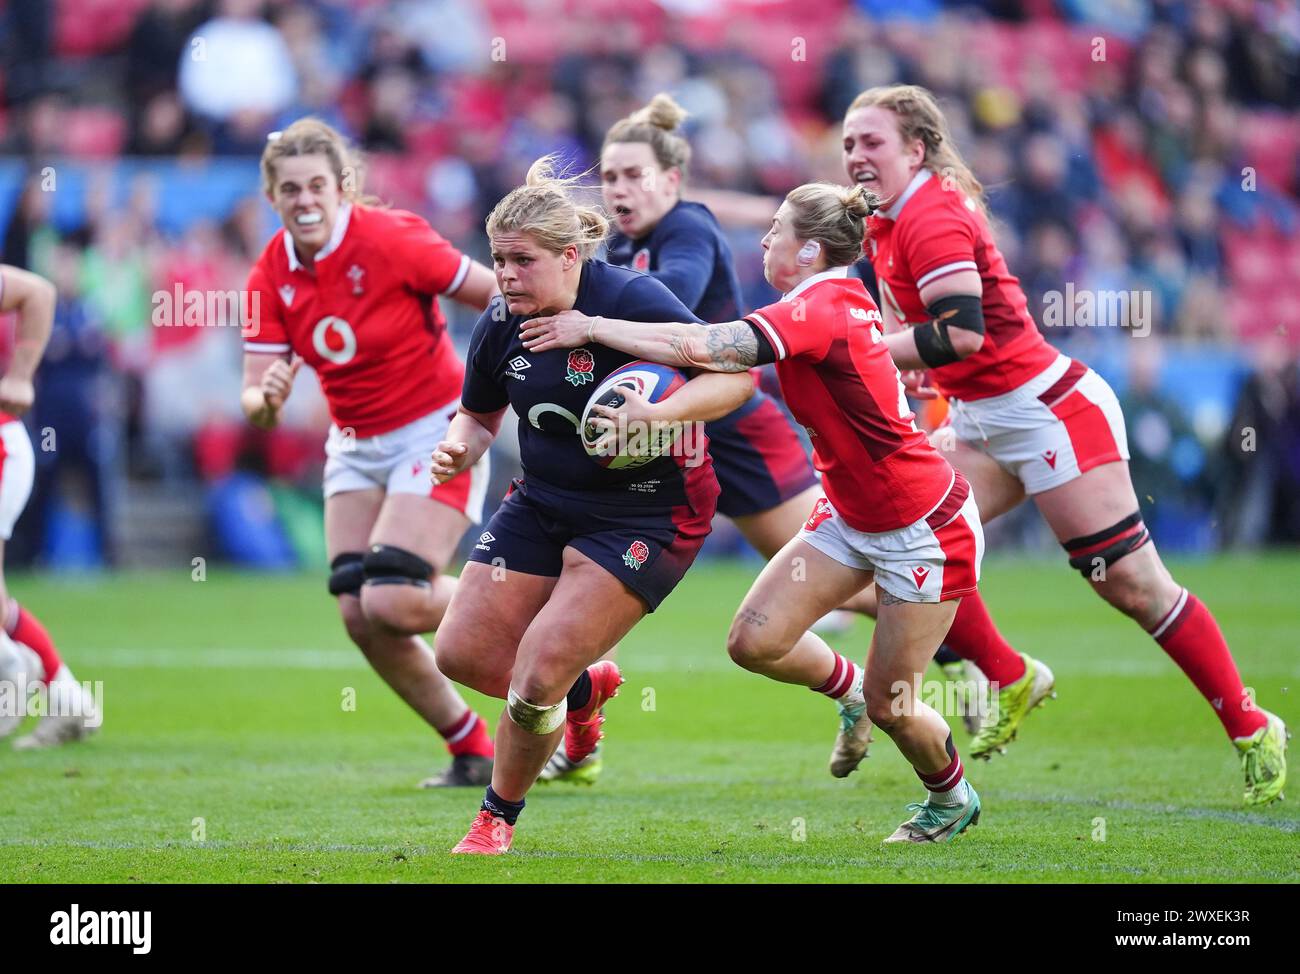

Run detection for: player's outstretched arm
[[0, 264, 57, 416], [430, 405, 505, 484], [590, 370, 753, 433], [521, 312, 758, 373], [241, 352, 301, 429]]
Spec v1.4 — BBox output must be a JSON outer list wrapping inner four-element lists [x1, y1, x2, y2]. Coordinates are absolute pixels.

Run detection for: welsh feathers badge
[[622, 540, 650, 570], [565, 348, 596, 386], [804, 498, 833, 532]]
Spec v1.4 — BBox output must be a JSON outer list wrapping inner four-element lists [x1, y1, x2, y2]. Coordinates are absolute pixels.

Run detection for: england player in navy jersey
[[602, 95, 821, 563], [544, 95, 873, 780], [429, 158, 753, 855]]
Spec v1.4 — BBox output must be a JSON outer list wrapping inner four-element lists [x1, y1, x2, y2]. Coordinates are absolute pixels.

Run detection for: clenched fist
[[261, 356, 303, 411], [430, 441, 470, 484], [0, 376, 35, 416]]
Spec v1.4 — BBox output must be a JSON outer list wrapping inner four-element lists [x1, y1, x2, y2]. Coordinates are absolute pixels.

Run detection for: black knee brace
[[1063, 512, 1151, 576], [328, 552, 366, 597], [362, 544, 433, 588]]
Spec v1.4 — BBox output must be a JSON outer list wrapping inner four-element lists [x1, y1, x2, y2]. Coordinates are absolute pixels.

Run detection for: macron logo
[[1042, 450, 1058, 469], [50, 904, 151, 954], [911, 566, 931, 588]]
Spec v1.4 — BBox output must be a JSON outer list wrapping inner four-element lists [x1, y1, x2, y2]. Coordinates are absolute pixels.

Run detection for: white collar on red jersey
[[877, 168, 933, 221], [782, 265, 850, 302], [284, 202, 354, 272]]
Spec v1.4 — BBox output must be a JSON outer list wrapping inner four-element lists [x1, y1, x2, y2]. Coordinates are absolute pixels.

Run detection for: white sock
[[929, 778, 968, 807]]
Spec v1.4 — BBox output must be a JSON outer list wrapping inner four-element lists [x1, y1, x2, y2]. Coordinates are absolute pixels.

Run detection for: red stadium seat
[[62, 107, 127, 159], [1239, 112, 1300, 195], [55, 0, 151, 57]]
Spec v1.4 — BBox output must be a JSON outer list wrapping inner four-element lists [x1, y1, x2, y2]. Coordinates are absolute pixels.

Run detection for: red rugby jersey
[[243, 203, 471, 437], [745, 268, 955, 533], [867, 169, 1058, 401]]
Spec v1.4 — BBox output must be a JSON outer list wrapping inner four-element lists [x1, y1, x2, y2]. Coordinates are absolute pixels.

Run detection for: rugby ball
[[581, 361, 690, 469]]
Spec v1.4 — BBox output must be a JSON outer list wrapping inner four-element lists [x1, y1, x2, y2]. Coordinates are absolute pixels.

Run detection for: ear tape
[[797, 241, 821, 266]]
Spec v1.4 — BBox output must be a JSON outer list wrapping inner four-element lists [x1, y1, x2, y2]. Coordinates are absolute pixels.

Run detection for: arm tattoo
[[739, 607, 768, 627], [878, 589, 906, 606], [704, 322, 759, 372]]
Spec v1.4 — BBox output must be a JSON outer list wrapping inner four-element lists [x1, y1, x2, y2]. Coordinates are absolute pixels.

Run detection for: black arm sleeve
[[912, 293, 985, 368], [745, 321, 778, 366]]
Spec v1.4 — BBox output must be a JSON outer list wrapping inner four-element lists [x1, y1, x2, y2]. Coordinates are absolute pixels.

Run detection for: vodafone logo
[[312, 316, 357, 365]]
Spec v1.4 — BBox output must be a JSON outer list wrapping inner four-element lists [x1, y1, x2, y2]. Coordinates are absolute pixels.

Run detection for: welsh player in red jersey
[[525, 183, 985, 843], [843, 84, 1286, 805], [0, 265, 100, 748], [240, 119, 500, 787]]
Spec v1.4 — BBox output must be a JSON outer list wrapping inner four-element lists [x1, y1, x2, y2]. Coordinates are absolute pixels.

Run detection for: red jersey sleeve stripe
[[745, 312, 787, 360], [915, 260, 978, 290], [444, 254, 472, 295], [244, 340, 292, 354]]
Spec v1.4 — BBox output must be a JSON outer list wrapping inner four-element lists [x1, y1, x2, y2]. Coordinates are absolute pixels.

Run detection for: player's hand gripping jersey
[[243, 202, 473, 437]]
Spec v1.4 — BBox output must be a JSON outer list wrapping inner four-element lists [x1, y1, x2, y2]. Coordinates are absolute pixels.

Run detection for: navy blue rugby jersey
[[461, 259, 717, 505], [608, 199, 766, 423], [606, 200, 743, 323]]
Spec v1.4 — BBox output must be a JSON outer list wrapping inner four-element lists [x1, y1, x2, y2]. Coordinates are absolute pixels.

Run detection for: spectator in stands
[[11, 242, 117, 566], [178, 0, 297, 153]]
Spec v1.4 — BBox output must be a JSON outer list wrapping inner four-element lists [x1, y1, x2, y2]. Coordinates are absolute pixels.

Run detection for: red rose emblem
[[566, 348, 596, 386], [623, 540, 650, 570]]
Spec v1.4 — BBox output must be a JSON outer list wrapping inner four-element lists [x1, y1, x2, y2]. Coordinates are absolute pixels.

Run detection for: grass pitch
[[1, 555, 1296, 883]]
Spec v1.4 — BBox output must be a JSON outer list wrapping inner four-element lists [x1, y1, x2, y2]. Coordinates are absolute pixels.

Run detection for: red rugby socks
[[1148, 589, 1266, 741], [5, 599, 62, 684], [439, 709, 494, 758], [943, 592, 1026, 687]]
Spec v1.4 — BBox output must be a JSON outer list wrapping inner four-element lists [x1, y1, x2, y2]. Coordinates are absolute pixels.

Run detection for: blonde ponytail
[[784, 182, 878, 267]]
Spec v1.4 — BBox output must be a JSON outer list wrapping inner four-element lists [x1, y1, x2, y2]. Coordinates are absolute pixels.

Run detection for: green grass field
[[1, 555, 1296, 883]]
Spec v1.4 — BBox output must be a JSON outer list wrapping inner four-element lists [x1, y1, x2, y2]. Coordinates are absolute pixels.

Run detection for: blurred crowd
[[1, 0, 1298, 565]]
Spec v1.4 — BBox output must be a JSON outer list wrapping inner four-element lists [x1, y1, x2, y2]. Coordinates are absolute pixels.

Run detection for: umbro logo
[[479, 531, 495, 544], [1042, 450, 1058, 469], [508, 356, 530, 371], [911, 566, 931, 588]]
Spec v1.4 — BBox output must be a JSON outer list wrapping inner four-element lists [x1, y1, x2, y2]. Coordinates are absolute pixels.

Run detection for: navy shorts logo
[[622, 539, 650, 570]]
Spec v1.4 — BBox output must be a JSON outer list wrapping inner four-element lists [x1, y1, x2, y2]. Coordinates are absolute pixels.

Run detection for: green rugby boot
[[969, 653, 1054, 759], [884, 783, 981, 844], [1236, 710, 1288, 807]]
